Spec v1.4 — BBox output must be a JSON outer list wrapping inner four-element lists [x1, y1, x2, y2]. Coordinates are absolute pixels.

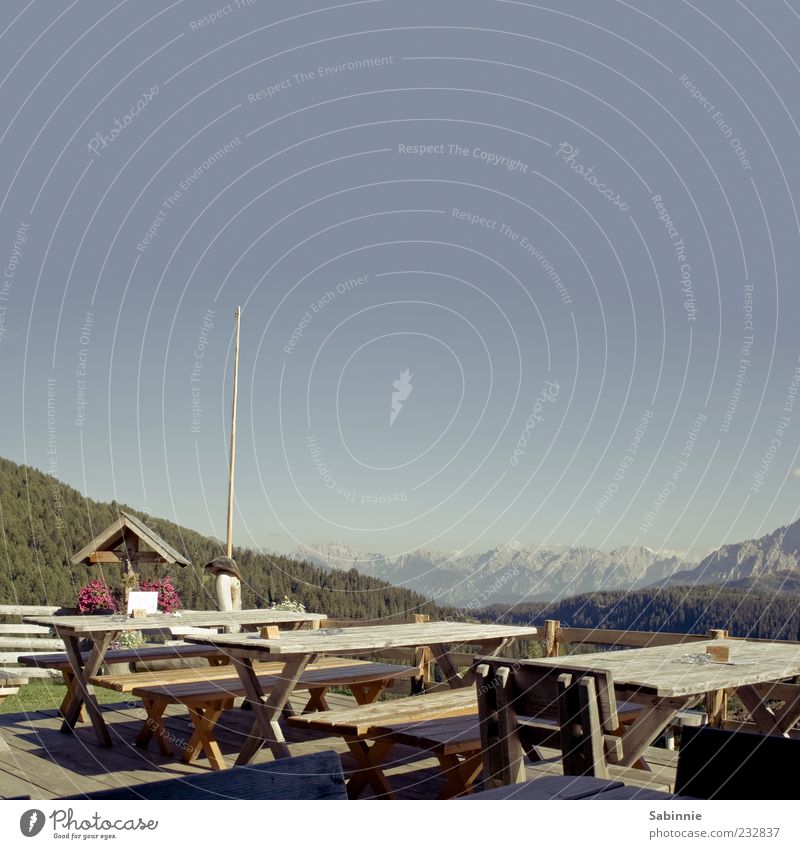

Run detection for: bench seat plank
[[131, 661, 417, 705], [288, 692, 643, 739], [377, 716, 484, 754], [17, 644, 224, 671], [288, 688, 478, 737], [90, 656, 371, 692]]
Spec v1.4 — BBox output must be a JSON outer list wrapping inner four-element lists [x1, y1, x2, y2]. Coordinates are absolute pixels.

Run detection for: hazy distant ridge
[[294, 542, 697, 605]]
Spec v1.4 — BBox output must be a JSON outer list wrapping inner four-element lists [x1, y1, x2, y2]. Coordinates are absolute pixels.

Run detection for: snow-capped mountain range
[[292, 541, 700, 605], [662, 516, 800, 590]]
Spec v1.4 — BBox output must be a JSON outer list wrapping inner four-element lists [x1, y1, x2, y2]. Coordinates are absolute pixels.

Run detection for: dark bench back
[[475, 658, 619, 788], [675, 725, 800, 800], [62, 750, 346, 800], [477, 658, 622, 730]]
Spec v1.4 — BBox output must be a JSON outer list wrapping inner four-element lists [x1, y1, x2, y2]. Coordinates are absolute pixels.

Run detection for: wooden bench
[[132, 661, 418, 770], [90, 655, 385, 701], [475, 657, 645, 789], [0, 604, 67, 679], [0, 671, 28, 751], [289, 683, 644, 798], [61, 749, 346, 800], [288, 688, 480, 797], [17, 643, 229, 674], [87, 657, 341, 691], [17, 644, 229, 721]]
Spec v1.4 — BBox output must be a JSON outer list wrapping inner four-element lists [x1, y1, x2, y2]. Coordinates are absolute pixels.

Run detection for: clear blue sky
[[2, 0, 799, 560]]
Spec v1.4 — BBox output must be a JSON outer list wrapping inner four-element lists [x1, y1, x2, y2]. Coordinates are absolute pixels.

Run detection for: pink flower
[[138, 576, 182, 614], [77, 579, 117, 614]]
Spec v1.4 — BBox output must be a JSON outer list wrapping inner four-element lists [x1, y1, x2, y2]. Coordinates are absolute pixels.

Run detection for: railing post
[[706, 628, 729, 727], [544, 620, 560, 658], [412, 646, 434, 693]]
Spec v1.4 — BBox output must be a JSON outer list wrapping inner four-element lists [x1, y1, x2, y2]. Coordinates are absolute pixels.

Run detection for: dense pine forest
[[0, 456, 441, 619], [481, 585, 800, 641]]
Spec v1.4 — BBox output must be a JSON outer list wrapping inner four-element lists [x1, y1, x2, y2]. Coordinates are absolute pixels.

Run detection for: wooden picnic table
[[23, 609, 327, 747], [185, 621, 538, 763], [532, 638, 800, 768]]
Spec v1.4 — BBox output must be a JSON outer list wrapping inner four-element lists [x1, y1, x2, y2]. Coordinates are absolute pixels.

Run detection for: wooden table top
[[23, 609, 327, 634], [184, 621, 538, 657], [531, 639, 800, 697]]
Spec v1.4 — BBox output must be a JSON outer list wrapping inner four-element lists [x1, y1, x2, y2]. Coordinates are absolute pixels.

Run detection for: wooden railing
[[543, 621, 800, 654], [0, 604, 66, 677]]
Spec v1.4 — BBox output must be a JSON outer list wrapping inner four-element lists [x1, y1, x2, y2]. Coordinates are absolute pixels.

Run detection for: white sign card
[[127, 591, 159, 615]]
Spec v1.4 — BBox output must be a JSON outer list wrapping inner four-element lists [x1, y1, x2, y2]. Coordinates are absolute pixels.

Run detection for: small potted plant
[[269, 596, 306, 613], [76, 578, 118, 616]]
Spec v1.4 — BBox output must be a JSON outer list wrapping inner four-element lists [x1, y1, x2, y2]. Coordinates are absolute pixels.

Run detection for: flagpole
[[226, 306, 241, 558]]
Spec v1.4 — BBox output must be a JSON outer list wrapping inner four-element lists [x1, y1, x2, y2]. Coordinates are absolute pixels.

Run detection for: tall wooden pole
[[226, 307, 241, 558]]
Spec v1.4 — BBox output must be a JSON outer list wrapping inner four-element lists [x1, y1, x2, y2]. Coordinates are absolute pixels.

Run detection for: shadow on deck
[[0, 694, 678, 800]]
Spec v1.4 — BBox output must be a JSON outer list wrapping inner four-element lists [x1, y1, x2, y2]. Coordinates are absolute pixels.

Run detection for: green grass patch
[[0, 680, 125, 715]]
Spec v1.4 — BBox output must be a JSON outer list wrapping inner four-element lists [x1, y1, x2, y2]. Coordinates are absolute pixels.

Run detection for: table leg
[[735, 685, 800, 736], [437, 751, 484, 799], [344, 737, 396, 799], [60, 631, 115, 747], [183, 700, 231, 770], [774, 691, 800, 734], [136, 698, 174, 755], [232, 654, 315, 764], [429, 643, 466, 688], [58, 670, 88, 724], [349, 680, 389, 706], [302, 676, 389, 717], [613, 696, 694, 768], [430, 638, 513, 689], [302, 688, 330, 712]]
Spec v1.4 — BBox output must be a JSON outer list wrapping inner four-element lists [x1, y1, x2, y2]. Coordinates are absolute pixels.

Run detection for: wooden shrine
[[69, 511, 189, 594]]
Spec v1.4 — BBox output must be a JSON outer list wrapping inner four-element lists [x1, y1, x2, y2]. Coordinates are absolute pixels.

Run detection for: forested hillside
[[0, 456, 441, 619], [481, 585, 800, 641]]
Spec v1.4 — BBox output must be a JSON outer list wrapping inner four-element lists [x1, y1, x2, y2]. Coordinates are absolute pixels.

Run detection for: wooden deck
[[0, 693, 678, 800]]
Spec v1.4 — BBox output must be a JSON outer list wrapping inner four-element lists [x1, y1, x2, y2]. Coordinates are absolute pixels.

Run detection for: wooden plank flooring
[[0, 695, 677, 800]]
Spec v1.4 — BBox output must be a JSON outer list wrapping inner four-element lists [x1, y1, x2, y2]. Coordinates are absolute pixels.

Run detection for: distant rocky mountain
[[293, 541, 696, 605], [661, 517, 800, 589]]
